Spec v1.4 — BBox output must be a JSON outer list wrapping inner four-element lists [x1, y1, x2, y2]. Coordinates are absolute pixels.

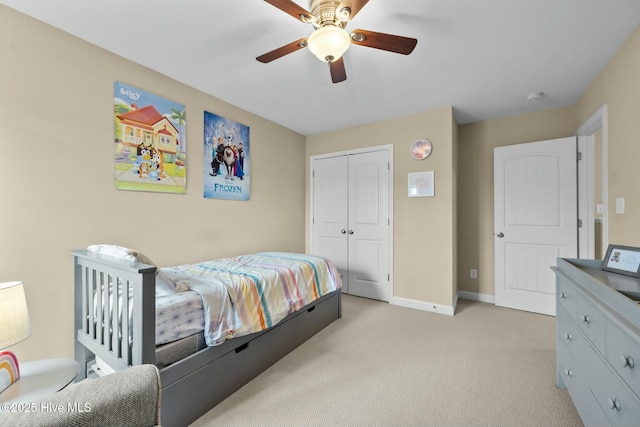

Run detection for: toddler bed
[[73, 247, 342, 427]]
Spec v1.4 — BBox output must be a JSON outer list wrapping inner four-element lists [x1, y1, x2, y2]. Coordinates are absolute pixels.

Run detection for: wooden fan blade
[[329, 57, 347, 83], [350, 29, 417, 55], [337, 0, 369, 20], [264, 0, 314, 23], [256, 38, 308, 63]]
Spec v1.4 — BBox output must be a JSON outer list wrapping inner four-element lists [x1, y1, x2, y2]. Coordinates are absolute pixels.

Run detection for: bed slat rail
[[73, 250, 156, 379]]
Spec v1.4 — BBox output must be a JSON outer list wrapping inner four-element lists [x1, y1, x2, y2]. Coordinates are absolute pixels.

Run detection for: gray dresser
[[553, 258, 640, 427]]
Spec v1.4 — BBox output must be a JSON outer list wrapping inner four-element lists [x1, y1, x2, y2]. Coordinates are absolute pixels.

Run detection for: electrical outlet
[[470, 269, 478, 279]]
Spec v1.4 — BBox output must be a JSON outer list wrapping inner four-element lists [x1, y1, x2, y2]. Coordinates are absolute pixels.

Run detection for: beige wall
[[0, 6, 306, 361], [456, 107, 577, 296], [306, 108, 457, 307], [575, 25, 640, 246], [457, 24, 640, 296]]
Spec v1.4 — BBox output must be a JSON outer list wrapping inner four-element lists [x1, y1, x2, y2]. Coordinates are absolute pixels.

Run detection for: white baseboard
[[390, 291, 494, 316], [391, 296, 455, 316], [457, 290, 495, 304]]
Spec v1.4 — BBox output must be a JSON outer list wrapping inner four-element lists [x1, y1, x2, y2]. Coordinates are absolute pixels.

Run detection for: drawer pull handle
[[565, 332, 572, 341], [608, 398, 621, 411], [620, 354, 635, 369], [581, 314, 591, 324], [565, 369, 573, 378], [235, 342, 249, 353]]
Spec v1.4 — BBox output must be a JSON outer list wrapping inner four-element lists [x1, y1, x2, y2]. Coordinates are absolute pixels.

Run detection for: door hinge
[[387, 274, 390, 281], [577, 152, 582, 161], [578, 219, 583, 228]]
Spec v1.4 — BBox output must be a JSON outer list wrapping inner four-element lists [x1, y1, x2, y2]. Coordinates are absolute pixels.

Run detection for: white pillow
[[87, 244, 136, 262], [87, 244, 182, 296], [131, 251, 156, 267]]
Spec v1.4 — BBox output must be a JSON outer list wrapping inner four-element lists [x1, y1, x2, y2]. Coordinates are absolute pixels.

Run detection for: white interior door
[[311, 149, 391, 301], [494, 137, 577, 315], [347, 150, 391, 301]]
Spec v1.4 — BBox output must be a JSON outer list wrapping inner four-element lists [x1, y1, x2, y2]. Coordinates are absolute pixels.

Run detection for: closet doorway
[[310, 146, 393, 302]]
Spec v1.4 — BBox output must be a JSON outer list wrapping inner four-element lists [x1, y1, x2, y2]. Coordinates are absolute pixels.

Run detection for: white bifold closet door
[[311, 149, 391, 302]]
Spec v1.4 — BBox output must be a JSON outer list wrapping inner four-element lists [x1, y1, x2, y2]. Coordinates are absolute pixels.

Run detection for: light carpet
[[191, 294, 583, 427]]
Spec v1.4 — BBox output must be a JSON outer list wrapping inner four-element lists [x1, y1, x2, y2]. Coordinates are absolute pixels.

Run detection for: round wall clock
[[410, 139, 432, 160]]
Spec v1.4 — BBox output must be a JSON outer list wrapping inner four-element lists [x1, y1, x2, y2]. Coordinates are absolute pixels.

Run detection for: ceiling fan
[[256, 0, 418, 83]]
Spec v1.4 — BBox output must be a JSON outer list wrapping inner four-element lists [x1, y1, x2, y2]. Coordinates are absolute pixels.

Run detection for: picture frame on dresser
[[602, 244, 640, 278]]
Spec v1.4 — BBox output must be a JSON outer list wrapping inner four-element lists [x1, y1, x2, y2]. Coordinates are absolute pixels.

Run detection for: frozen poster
[[204, 111, 250, 200], [114, 81, 187, 193]]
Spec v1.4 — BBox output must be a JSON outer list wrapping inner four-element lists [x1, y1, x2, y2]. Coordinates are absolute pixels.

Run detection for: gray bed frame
[[72, 249, 342, 427]]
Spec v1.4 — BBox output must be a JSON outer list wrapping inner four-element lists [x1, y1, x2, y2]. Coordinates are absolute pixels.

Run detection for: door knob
[[620, 354, 635, 368], [348, 230, 354, 234], [609, 398, 621, 411], [497, 232, 504, 238], [340, 229, 347, 234]]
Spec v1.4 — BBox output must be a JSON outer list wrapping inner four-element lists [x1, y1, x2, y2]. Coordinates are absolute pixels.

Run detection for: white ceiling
[[3, 0, 640, 135]]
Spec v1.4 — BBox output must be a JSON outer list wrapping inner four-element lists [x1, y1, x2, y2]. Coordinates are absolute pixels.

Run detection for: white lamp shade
[[307, 25, 351, 62], [0, 281, 32, 349]]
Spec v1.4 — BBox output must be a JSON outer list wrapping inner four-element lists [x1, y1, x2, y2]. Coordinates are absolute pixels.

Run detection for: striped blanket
[[162, 252, 342, 346]]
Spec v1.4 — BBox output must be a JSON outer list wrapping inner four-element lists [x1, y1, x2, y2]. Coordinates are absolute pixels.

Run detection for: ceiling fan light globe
[[307, 25, 351, 62]]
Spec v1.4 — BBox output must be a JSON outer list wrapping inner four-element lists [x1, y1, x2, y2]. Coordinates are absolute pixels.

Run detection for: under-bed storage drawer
[[162, 337, 256, 426], [279, 291, 341, 344], [161, 292, 340, 427]]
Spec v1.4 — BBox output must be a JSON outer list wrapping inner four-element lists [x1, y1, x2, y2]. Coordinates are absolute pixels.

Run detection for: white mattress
[[155, 290, 204, 345]]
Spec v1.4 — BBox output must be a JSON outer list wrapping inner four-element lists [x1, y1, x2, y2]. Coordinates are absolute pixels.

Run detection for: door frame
[[309, 144, 394, 299], [576, 104, 608, 259]]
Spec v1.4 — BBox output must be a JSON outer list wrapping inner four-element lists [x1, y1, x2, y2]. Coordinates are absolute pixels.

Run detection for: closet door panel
[[312, 149, 390, 301], [312, 156, 349, 291], [348, 150, 390, 301]]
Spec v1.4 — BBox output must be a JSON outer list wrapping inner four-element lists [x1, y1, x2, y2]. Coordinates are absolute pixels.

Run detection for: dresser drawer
[[576, 290, 606, 355], [607, 318, 640, 399], [558, 306, 590, 372], [590, 350, 640, 427], [557, 276, 577, 319], [558, 341, 611, 426]]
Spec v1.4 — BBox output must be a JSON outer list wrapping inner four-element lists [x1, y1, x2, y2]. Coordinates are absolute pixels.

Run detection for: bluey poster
[[114, 81, 187, 193], [203, 111, 250, 200]]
